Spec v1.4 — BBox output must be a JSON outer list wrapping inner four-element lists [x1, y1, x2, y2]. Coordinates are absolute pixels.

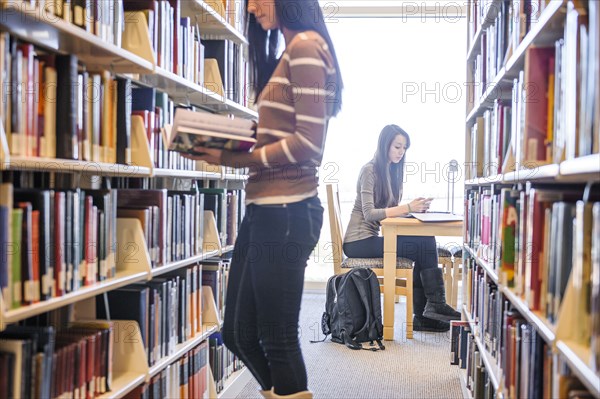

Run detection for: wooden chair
[[325, 184, 415, 339]]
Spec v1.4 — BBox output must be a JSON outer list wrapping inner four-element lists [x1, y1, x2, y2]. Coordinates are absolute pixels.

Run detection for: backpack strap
[[349, 269, 377, 339]]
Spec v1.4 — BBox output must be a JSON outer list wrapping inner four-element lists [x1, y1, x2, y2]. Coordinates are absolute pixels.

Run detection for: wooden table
[[381, 217, 463, 340]]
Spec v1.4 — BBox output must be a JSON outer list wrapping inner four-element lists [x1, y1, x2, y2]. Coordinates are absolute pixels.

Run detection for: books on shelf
[[463, 1, 600, 395], [169, 108, 256, 154]]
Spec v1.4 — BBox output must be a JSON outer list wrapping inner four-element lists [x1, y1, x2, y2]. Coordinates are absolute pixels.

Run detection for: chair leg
[[444, 263, 453, 307], [451, 261, 460, 308], [406, 276, 413, 339]]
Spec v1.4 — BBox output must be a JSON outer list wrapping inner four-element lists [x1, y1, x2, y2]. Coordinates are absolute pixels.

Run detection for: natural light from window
[[306, 13, 468, 283]]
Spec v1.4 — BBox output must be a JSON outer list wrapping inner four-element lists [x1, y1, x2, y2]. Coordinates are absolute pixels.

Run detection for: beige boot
[[270, 388, 313, 398], [260, 390, 272, 398]]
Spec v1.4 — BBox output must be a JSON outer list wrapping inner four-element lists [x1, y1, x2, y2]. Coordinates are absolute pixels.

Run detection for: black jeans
[[222, 196, 323, 395], [342, 235, 438, 289]]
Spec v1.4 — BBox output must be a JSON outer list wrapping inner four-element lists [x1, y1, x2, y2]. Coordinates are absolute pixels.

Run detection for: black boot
[[413, 287, 450, 332], [420, 268, 462, 322]]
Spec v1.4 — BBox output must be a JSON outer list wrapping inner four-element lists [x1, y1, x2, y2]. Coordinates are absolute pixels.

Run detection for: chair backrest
[[326, 184, 345, 275]]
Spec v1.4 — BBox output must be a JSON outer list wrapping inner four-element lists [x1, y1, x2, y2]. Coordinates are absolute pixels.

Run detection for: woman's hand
[[181, 147, 223, 165], [408, 197, 431, 213]]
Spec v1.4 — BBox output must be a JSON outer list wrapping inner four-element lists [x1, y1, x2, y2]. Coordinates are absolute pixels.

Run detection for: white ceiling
[[319, 0, 467, 17]]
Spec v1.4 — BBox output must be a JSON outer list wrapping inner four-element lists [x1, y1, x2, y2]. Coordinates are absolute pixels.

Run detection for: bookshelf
[[0, 0, 251, 397], [458, 1, 600, 398]]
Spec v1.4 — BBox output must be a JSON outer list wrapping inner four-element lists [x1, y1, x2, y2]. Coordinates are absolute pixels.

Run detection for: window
[[306, 14, 467, 282]]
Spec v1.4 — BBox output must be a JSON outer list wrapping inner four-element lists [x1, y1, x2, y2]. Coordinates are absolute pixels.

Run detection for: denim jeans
[[343, 235, 438, 289], [222, 196, 323, 395]]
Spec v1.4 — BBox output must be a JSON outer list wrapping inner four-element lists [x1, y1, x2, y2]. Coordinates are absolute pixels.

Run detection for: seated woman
[[343, 124, 461, 332]]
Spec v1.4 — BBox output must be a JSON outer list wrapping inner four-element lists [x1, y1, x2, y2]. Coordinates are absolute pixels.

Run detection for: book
[[169, 108, 256, 154]]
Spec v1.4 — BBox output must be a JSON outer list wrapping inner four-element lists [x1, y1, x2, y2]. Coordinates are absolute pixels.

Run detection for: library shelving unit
[[0, 0, 252, 397], [458, 1, 600, 398]]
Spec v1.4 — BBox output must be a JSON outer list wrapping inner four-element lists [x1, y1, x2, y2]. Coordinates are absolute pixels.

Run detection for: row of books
[[469, 1, 551, 95], [460, 257, 600, 396], [202, 260, 228, 322], [96, 263, 204, 366], [450, 321, 497, 399], [0, 32, 253, 172], [467, 1, 599, 178], [127, 340, 210, 399], [464, 259, 551, 398], [467, 1, 551, 52], [26, 0, 126, 47], [209, 332, 244, 394], [0, 183, 118, 309], [0, 320, 114, 399], [0, 183, 244, 311], [465, 186, 600, 335]]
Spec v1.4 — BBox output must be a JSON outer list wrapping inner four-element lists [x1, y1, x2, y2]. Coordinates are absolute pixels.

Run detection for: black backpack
[[316, 268, 385, 351]]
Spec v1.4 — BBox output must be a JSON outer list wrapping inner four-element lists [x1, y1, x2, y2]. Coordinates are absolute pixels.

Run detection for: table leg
[[383, 225, 396, 341]]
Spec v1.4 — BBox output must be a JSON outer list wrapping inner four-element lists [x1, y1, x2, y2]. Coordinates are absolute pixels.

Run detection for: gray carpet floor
[[234, 291, 462, 399]]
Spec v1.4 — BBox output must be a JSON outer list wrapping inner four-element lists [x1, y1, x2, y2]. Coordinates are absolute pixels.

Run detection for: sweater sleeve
[[220, 37, 331, 168], [360, 167, 387, 223]]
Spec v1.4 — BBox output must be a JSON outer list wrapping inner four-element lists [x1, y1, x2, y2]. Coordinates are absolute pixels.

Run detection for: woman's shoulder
[[287, 31, 331, 58], [359, 162, 376, 179]]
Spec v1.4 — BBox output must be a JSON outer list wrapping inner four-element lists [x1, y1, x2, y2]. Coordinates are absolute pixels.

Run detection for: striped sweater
[[220, 30, 338, 204]]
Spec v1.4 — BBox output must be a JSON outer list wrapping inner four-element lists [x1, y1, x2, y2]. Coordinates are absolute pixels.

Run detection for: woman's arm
[[359, 167, 410, 221], [220, 38, 332, 168]]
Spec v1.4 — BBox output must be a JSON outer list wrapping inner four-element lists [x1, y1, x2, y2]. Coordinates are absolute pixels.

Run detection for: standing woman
[[185, 1, 342, 398], [343, 125, 460, 333]]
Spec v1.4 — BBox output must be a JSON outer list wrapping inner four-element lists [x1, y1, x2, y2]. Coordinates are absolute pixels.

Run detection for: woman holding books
[[184, 1, 342, 398], [343, 124, 461, 333]]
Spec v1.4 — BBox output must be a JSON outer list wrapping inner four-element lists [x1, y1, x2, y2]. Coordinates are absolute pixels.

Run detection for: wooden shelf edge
[[97, 371, 147, 399], [152, 168, 222, 179], [463, 305, 502, 392], [463, 245, 499, 284], [458, 368, 474, 399], [505, 0, 566, 74], [0, 1, 154, 73], [192, 0, 247, 45], [5, 156, 152, 177], [148, 324, 219, 377], [151, 251, 221, 278], [3, 271, 148, 324], [499, 286, 556, 343], [556, 340, 600, 398], [466, 0, 503, 61], [218, 367, 251, 399], [559, 154, 600, 177]]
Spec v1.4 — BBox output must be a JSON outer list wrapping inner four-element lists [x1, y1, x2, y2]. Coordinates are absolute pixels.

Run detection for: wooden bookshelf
[[218, 367, 252, 399], [151, 250, 220, 278], [2, 156, 153, 177], [180, 0, 247, 45], [463, 245, 499, 284], [499, 285, 556, 343], [458, 369, 474, 399], [466, 0, 503, 61], [2, 270, 148, 325], [461, 1, 600, 397], [149, 324, 218, 377], [138, 68, 257, 118], [97, 372, 147, 399], [556, 340, 600, 397], [0, 0, 251, 396], [0, 1, 154, 73], [462, 304, 502, 393]]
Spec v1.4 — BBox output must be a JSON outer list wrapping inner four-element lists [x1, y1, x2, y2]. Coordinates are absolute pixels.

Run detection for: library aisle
[[236, 292, 462, 399]]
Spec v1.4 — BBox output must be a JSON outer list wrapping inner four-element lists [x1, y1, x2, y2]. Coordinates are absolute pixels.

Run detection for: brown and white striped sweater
[[220, 30, 338, 204]]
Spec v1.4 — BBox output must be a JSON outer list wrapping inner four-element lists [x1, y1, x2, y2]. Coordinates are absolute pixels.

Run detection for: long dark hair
[[245, 0, 343, 115], [372, 125, 411, 208]]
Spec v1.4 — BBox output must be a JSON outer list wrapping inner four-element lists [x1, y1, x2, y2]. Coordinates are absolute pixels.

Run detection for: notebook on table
[[408, 212, 463, 222]]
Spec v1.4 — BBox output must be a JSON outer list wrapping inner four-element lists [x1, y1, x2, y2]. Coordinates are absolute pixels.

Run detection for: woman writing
[[185, 0, 342, 398], [343, 125, 460, 333]]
